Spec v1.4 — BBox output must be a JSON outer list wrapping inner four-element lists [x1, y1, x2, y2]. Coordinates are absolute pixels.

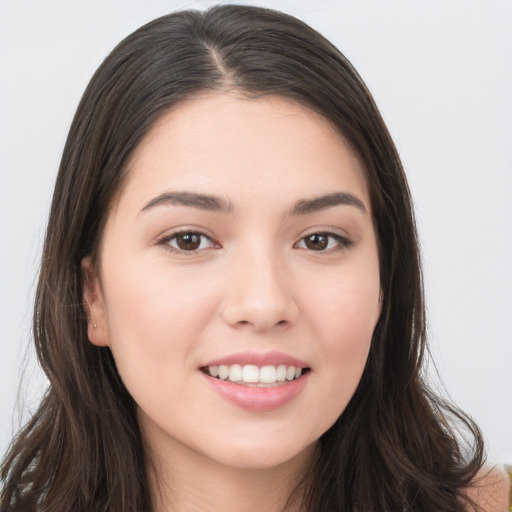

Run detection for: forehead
[[119, 92, 370, 214]]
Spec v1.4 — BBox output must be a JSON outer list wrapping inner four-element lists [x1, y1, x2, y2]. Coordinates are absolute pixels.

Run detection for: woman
[[0, 4, 508, 511]]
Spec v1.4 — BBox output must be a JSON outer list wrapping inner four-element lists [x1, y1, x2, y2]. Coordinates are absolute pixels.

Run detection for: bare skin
[[83, 93, 380, 512], [465, 465, 510, 512], [146, 426, 317, 512], [83, 92, 509, 512]]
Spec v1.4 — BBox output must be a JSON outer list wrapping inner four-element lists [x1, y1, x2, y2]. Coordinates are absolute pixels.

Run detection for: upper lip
[[202, 351, 309, 369]]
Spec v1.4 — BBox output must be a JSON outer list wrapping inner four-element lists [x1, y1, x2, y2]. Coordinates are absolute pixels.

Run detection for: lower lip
[[202, 372, 309, 412]]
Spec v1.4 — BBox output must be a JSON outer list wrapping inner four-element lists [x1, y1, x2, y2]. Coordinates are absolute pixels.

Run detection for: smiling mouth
[[200, 364, 310, 387]]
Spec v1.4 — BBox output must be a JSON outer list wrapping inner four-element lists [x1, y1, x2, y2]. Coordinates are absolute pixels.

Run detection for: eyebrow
[[141, 191, 234, 214], [140, 190, 367, 216], [288, 192, 367, 216]]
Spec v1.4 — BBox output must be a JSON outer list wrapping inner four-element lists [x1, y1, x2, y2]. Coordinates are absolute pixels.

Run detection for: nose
[[220, 247, 299, 333]]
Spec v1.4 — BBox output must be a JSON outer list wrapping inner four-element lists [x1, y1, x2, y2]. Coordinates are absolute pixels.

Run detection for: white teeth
[[218, 365, 229, 380], [276, 365, 287, 382], [242, 365, 259, 383], [259, 366, 277, 384], [229, 364, 242, 382], [207, 363, 305, 384]]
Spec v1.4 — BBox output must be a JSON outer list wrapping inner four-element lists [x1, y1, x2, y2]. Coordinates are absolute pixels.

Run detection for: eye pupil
[[305, 234, 328, 250], [176, 233, 201, 251]]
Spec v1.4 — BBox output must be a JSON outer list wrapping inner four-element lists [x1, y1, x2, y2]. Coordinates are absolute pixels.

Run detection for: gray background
[[1, 0, 511, 463]]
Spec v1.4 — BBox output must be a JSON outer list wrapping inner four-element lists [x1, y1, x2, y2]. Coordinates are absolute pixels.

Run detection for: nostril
[[221, 296, 299, 332], [239, 319, 290, 330]]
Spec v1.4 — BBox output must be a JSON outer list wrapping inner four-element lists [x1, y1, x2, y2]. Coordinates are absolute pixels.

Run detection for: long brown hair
[[1, 5, 484, 511]]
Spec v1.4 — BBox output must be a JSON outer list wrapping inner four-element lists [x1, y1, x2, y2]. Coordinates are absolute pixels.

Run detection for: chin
[[202, 435, 318, 472]]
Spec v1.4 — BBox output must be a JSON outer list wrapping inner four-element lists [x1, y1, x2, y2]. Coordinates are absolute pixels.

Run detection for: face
[[83, 93, 381, 473]]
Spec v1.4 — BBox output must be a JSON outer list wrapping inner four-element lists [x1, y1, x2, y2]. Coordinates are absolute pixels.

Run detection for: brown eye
[[175, 233, 201, 251], [304, 234, 328, 251], [296, 232, 352, 252], [164, 232, 216, 253]]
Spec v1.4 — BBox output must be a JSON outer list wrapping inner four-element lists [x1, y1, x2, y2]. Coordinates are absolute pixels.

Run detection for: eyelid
[[294, 230, 354, 252], [157, 227, 220, 254], [155, 226, 353, 255]]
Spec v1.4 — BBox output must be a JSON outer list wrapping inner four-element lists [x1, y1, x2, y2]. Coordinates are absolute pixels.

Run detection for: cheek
[[101, 255, 220, 373], [307, 260, 380, 343], [321, 293, 376, 375], [100, 261, 225, 420], [305, 268, 380, 406]]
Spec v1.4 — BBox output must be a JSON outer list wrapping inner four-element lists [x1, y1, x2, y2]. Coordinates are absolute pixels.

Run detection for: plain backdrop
[[1, 0, 511, 463]]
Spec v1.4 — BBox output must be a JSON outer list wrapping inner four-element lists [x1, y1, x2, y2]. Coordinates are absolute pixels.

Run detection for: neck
[[145, 431, 317, 512]]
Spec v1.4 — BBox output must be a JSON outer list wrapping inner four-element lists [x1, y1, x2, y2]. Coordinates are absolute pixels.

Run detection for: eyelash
[[158, 230, 218, 254], [157, 230, 353, 255], [295, 232, 353, 252]]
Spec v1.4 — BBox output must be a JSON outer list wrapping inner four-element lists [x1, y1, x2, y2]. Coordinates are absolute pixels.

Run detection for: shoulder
[[464, 464, 510, 512]]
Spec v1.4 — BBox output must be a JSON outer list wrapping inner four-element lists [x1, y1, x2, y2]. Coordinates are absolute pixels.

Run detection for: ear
[[81, 256, 110, 347]]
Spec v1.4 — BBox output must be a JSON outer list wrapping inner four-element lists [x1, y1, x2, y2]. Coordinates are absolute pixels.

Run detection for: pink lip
[[202, 350, 308, 368], [201, 371, 309, 412]]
